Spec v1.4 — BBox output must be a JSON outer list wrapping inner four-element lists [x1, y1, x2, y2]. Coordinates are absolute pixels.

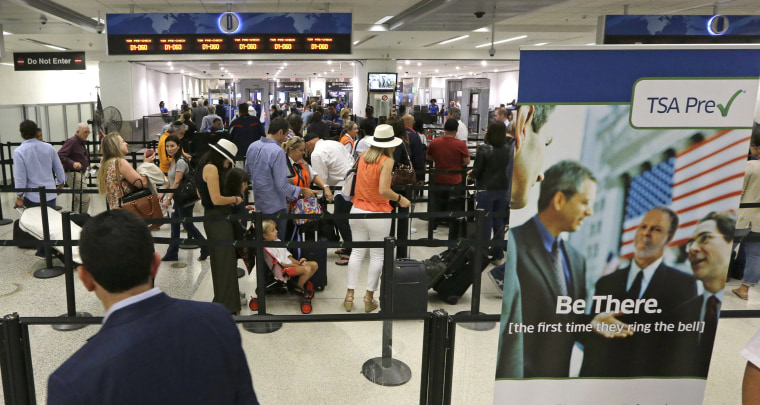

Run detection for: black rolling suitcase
[[432, 245, 489, 305], [381, 258, 428, 314], [290, 225, 329, 291]]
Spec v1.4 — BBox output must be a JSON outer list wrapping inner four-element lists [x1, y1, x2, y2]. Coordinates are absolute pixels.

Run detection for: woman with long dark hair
[[470, 122, 512, 265], [196, 139, 242, 314], [159, 134, 209, 262]]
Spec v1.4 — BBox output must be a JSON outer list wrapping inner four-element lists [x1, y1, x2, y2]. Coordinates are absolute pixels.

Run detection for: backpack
[[172, 157, 200, 207]]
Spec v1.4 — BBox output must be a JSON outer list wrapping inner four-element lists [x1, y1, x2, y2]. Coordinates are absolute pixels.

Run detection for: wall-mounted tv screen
[[368, 73, 397, 92]]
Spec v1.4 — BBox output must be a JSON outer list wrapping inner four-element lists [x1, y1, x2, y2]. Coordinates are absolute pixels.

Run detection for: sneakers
[[488, 268, 504, 293]]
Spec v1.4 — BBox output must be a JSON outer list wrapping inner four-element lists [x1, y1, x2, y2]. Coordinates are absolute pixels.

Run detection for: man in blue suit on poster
[[47, 210, 258, 405]]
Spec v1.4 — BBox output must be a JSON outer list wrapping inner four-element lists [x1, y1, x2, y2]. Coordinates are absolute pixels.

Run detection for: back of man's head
[[444, 118, 459, 132], [203, 99, 209, 106], [80, 210, 155, 293], [448, 107, 461, 121], [537, 160, 595, 212], [19, 120, 38, 140], [238, 102, 249, 115], [312, 111, 323, 122], [268, 117, 289, 135], [208, 106, 216, 114], [496, 107, 509, 120]]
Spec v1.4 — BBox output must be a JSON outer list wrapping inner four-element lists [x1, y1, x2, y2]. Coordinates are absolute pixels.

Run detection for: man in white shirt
[[304, 132, 354, 265], [496, 107, 510, 126], [447, 107, 468, 142]]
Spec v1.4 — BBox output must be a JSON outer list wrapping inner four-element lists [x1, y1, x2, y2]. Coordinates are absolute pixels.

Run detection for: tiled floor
[[0, 189, 757, 404]]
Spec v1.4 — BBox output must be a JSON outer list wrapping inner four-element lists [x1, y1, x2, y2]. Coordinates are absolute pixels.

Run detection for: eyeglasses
[[685, 233, 721, 250]]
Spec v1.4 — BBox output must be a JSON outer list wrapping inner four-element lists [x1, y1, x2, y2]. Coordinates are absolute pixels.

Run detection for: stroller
[[248, 248, 314, 314]]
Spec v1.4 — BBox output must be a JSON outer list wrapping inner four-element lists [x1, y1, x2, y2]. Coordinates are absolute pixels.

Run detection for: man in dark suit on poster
[[580, 207, 697, 377], [513, 160, 596, 378], [47, 210, 258, 405], [664, 211, 733, 377]]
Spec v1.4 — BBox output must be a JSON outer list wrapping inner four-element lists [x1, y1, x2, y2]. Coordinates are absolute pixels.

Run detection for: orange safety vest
[[288, 160, 311, 211], [340, 133, 355, 151]]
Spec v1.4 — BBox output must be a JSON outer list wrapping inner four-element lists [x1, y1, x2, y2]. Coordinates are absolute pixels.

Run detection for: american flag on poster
[[619, 130, 750, 258]]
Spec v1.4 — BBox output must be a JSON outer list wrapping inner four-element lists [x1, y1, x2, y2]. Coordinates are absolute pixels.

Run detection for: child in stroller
[[261, 219, 318, 298]]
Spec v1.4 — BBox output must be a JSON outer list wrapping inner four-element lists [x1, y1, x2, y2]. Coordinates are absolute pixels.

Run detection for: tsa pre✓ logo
[[630, 78, 758, 129]]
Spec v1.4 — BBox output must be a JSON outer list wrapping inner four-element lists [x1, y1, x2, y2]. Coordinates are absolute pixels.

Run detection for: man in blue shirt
[[14, 120, 66, 256], [245, 117, 315, 240]]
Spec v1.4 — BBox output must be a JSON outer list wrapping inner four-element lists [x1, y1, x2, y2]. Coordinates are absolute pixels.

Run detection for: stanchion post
[[362, 237, 411, 386], [419, 309, 455, 405], [243, 211, 282, 334], [427, 180, 436, 240], [7, 142, 15, 188], [0, 144, 13, 224], [0, 313, 36, 404], [396, 205, 409, 259], [33, 187, 65, 279], [52, 211, 92, 331], [456, 209, 495, 331]]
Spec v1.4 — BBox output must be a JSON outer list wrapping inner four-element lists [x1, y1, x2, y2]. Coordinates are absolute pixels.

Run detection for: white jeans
[[347, 206, 392, 292]]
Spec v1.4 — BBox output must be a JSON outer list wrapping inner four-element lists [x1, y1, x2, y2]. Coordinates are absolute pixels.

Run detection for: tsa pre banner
[[493, 47, 760, 405]]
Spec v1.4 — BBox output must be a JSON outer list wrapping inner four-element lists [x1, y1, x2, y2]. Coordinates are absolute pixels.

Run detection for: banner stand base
[[33, 266, 65, 279], [242, 315, 282, 334]]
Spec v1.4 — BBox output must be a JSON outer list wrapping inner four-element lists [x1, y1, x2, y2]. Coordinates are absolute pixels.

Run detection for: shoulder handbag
[[342, 158, 360, 201], [172, 157, 200, 207], [116, 160, 164, 221], [392, 143, 416, 186]]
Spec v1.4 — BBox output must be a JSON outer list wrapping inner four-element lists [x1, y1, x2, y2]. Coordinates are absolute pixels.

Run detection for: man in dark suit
[[494, 104, 555, 379], [514, 160, 596, 378], [47, 210, 258, 405], [665, 211, 733, 377], [580, 207, 697, 377]]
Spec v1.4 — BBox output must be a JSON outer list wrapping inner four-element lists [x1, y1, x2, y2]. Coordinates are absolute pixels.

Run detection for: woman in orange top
[[282, 137, 333, 213], [344, 125, 411, 312]]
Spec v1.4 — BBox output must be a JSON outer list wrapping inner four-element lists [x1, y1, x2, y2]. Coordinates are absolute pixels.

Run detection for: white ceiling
[[1, 0, 759, 80]]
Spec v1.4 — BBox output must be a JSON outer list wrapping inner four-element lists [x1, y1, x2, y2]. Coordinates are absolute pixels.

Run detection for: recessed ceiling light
[[327, 60, 332, 64], [248, 61, 252, 65], [167, 62, 172, 66], [418, 71, 421, 75], [283, 62, 288, 66], [473, 27, 489, 33], [170, 67, 174, 70], [331, 69, 335, 72], [438, 35, 469, 45], [351, 62, 355, 66], [405, 60, 410, 65], [181, 69, 184, 73], [435, 69, 439, 73], [535, 42, 548, 46], [375, 16, 393, 24], [456, 66, 460, 70], [2, 31, 12, 35], [417, 62, 421, 66], [493, 69, 497, 72], [481, 61, 487, 66], [324, 71, 327, 74], [353, 40, 359, 45], [475, 35, 527, 48], [398, 66, 402, 70]]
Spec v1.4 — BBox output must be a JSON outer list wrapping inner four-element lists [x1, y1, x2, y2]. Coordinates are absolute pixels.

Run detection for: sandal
[[294, 286, 314, 299], [364, 296, 378, 312], [344, 293, 354, 312], [335, 257, 349, 266], [732, 287, 749, 300], [335, 248, 348, 256]]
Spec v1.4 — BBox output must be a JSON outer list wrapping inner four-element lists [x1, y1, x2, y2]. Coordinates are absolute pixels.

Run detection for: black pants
[[333, 193, 353, 254]]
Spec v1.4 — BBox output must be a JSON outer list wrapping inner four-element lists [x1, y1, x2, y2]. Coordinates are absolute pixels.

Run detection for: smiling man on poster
[[580, 207, 697, 377], [514, 160, 596, 378]]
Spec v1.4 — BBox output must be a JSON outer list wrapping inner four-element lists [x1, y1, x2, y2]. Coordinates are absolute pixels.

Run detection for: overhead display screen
[[106, 13, 352, 55]]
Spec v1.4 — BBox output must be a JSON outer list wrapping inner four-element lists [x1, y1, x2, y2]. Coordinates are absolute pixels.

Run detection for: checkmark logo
[[717, 89, 744, 117]]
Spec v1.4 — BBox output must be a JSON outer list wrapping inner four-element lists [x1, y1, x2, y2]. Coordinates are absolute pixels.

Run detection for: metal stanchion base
[[52, 312, 93, 331], [237, 267, 245, 278], [0, 218, 12, 226], [170, 263, 188, 269], [242, 315, 282, 334], [33, 265, 65, 279], [361, 357, 412, 386], [179, 243, 198, 249], [455, 311, 496, 331]]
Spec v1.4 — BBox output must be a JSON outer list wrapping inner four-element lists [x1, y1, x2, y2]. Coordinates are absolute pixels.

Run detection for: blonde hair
[[262, 219, 277, 236], [362, 145, 394, 164], [281, 137, 305, 154], [97, 132, 126, 194]]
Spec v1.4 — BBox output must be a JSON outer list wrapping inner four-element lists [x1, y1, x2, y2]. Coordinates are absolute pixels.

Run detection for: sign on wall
[[13, 52, 86, 71]]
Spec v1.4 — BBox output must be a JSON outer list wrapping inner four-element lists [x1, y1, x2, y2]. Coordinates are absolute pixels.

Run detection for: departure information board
[[106, 13, 352, 55]]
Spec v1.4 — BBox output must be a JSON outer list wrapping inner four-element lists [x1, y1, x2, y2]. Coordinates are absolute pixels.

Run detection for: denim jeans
[[476, 190, 508, 260], [164, 202, 208, 259], [739, 232, 760, 286]]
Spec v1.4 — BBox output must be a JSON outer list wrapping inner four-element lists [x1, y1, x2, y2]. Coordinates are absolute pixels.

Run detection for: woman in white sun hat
[[344, 124, 411, 313], [195, 138, 243, 314]]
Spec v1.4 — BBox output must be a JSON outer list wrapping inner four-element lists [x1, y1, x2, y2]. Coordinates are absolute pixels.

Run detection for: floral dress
[[105, 158, 136, 209]]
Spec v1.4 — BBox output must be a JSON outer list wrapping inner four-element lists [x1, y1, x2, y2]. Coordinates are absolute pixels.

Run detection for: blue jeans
[[740, 232, 760, 286], [476, 190, 508, 260], [164, 202, 208, 259], [24, 197, 56, 257]]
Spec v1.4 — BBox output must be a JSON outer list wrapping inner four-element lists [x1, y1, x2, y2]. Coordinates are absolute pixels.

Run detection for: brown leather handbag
[[391, 144, 416, 186], [116, 160, 164, 221]]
